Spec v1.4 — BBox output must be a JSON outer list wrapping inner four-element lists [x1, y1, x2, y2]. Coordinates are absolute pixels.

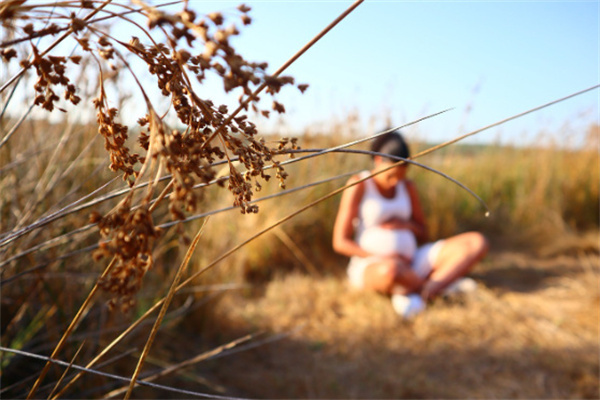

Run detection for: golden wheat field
[[1, 1, 599, 399]]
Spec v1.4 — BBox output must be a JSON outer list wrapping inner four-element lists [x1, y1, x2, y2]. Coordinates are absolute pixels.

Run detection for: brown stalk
[[47, 341, 85, 400], [26, 256, 117, 399], [411, 84, 600, 161], [11, 116, 78, 233], [198, 0, 365, 153], [103, 332, 259, 398], [24, 349, 138, 398], [123, 218, 208, 399], [0, 103, 35, 150], [273, 227, 320, 277]]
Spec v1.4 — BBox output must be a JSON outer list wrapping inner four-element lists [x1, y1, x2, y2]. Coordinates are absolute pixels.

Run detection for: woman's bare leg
[[422, 231, 488, 299], [362, 258, 424, 295]]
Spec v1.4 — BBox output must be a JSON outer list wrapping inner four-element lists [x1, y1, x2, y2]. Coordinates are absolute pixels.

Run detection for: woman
[[332, 130, 488, 318]]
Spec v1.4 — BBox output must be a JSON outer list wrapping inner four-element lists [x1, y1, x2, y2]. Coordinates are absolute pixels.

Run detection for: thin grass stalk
[[412, 84, 600, 160], [1, 346, 243, 400], [6, 81, 595, 253], [0, 108, 451, 261], [0, 61, 24, 121], [39, 131, 105, 211], [0, 145, 466, 274], [0, 139, 63, 174], [23, 349, 138, 398], [0, 103, 35, 150], [47, 341, 85, 400], [104, 332, 258, 398], [1, 229, 96, 275], [13, 117, 78, 233], [198, 0, 365, 153], [273, 226, 320, 276], [0, 176, 117, 249], [26, 257, 117, 399], [123, 218, 208, 399]]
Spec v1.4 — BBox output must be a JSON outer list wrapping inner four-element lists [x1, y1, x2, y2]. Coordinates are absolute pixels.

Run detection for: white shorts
[[347, 240, 445, 289]]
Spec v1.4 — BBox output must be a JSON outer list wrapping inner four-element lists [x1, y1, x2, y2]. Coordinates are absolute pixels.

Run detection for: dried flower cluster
[[90, 204, 161, 312], [26, 48, 82, 112], [1, 1, 307, 309], [94, 96, 141, 184]]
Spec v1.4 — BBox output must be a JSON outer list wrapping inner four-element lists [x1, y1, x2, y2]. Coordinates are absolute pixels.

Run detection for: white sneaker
[[443, 277, 477, 296], [391, 293, 425, 318]]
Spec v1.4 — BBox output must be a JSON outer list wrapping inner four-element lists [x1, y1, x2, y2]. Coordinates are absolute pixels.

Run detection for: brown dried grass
[[1, 1, 598, 398], [203, 250, 599, 398]]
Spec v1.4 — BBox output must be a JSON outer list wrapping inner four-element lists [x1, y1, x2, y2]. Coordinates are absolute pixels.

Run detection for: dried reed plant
[[1, 0, 598, 398], [0, 0, 366, 397], [2, 0, 312, 312]]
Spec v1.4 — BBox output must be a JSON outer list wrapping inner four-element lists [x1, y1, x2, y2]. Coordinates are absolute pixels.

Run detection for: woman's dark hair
[[370, 129, 410, 162]]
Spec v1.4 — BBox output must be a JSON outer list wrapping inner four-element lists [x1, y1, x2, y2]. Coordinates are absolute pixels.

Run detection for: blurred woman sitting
[[332, 129, 488, 318]]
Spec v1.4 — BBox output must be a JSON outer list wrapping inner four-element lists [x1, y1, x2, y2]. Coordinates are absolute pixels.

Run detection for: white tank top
[[355, 171, 417, 258]]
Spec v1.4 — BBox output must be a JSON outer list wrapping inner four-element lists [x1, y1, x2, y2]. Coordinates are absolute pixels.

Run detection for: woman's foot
[[391, 293, 425, 318], [443, 277, 477, 296]]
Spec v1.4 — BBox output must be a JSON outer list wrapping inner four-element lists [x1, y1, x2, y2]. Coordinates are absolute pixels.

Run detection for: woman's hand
[[390, 252, 413, 265], [380, 217, 426, 240], [380, 218, 414, 230]]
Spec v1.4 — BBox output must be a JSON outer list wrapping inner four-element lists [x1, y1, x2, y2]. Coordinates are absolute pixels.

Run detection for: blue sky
[[7, 1, 596, 146], [185, 0, 599, 146]]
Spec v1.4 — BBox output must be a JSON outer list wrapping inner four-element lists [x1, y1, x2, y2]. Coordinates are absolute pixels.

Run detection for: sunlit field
[[2, 115, 598, 398], [1, 1, 598, 399]]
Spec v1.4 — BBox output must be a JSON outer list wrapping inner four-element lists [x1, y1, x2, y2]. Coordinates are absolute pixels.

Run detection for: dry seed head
[[1, 48, 17, 62], [70, 15, 86, 32], [272, 101, 285, 113], [207, 12, 224, 25], [297, 83, 309, 93], [93, 204, 161, 310], [3, 0, 308, 309], [180, 9, 196, 23], [129, 36, 143, 51], [98, 35, 110, 47], [148, 10, 168, 29], [237, 4, 252, 13], [241, 14, 251, 25]]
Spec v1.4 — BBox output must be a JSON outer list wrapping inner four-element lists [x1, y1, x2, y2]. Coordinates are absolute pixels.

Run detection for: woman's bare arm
[[332, 176, 372, 258], [405, 179, 429, 243]]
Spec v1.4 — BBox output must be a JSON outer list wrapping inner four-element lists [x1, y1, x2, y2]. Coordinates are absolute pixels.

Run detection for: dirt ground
[[177, 248, 599, 399]]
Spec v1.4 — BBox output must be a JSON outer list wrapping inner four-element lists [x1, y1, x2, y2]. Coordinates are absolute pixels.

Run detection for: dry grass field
[[1, 118, 598, 399], [198, 248, 598, 399], [1, 2, 598, 398]]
